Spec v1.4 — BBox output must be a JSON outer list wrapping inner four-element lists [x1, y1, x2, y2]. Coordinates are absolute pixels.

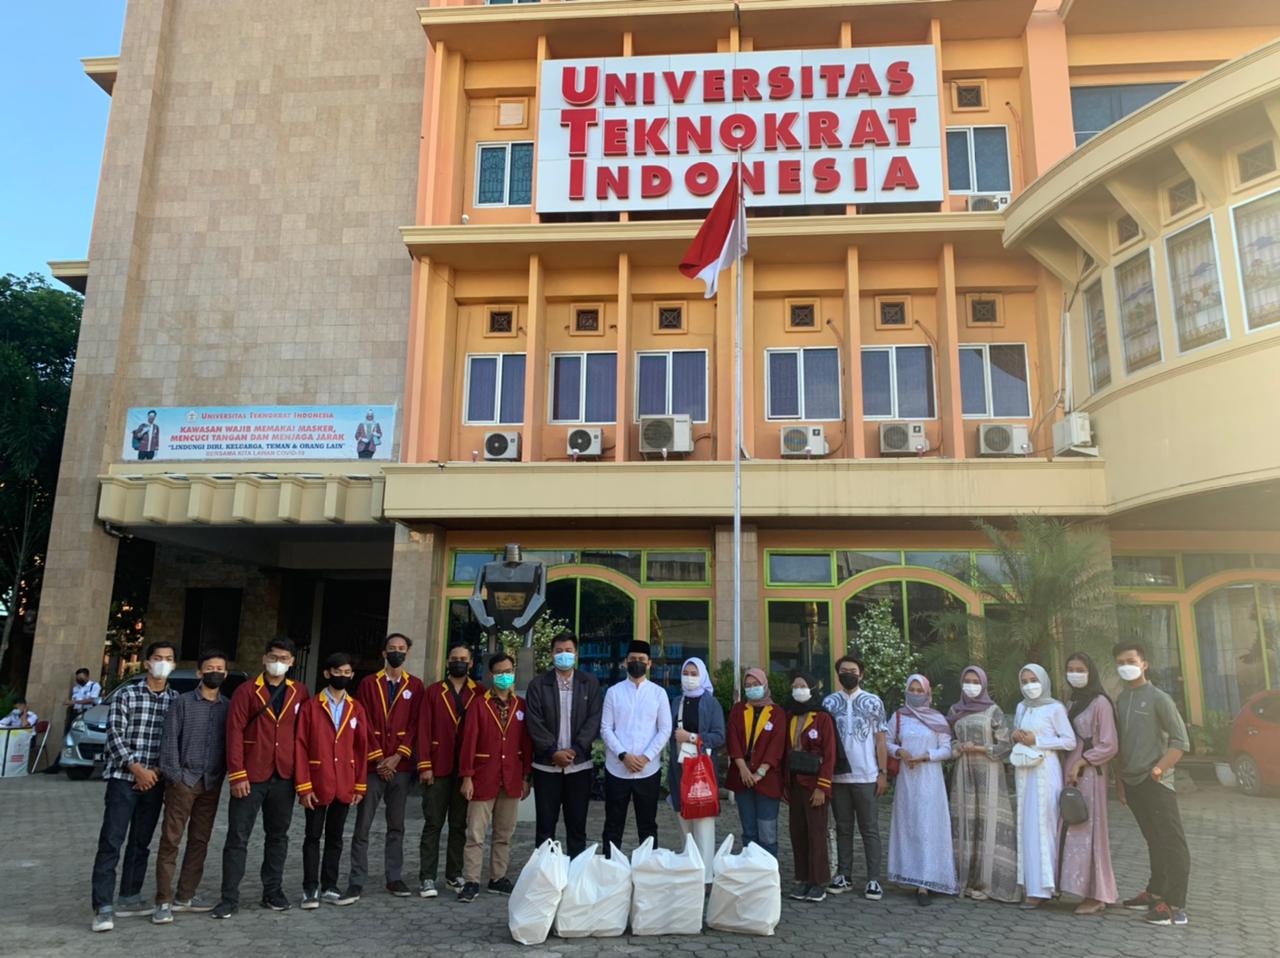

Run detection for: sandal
[[1074, 901, 1106, 916]]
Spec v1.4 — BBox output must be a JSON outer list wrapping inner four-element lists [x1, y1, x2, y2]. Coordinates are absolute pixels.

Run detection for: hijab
[[785, 670, 824, 714], [1065, 651, 1112, 723], [1018, 663, 1057, 709], [743, 667, 773, 706], [901, 673, 952, 735], [947, 664, 995, 728], [680, 657, 713, 698]]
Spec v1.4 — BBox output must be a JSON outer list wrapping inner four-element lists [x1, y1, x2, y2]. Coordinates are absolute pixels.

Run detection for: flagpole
[[732, 146, 744, 705]]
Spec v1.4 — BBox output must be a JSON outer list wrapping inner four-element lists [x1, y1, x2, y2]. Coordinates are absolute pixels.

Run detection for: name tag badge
[[403, 690, 412, 700], [516, 710, 525, 721], [294, 703, 300, 714], [808, 728, 818, 740], [764, 722, 773, 731], [350, 718, 357, 728]]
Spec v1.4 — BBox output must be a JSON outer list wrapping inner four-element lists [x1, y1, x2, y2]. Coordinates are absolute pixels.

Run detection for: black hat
[[626, 639, 651, 657]]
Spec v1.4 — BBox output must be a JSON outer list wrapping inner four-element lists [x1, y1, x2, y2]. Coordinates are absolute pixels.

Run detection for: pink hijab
[[743, 668, 773, 705], [901, 673, 951, 736]]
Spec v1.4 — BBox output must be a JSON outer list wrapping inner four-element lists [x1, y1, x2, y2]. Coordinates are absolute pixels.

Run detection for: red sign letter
[[882, 155, 919, 190], [562, 66, 599, 106]]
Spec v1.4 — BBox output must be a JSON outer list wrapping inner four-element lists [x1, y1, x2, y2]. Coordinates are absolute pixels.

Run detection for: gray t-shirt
[[1115, 682, 1189, 790]]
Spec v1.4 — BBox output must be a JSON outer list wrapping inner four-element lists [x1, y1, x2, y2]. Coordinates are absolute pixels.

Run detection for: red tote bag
[[679, 752, 721, 820]]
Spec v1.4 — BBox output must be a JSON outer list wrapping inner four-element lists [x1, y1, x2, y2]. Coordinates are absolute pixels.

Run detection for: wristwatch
[[619, 752, 628, 763]]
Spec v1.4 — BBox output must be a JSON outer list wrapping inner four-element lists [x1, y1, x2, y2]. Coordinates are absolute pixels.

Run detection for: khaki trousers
[[155, 778, 222, 903], [463, 794, 520, 884]]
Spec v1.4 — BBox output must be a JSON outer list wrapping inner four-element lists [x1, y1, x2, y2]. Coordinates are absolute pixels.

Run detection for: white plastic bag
[[706, 835, 782, 936], [629, 834, 705, 936], [554, 843, 632, 938], [508, 839, 569, 945]]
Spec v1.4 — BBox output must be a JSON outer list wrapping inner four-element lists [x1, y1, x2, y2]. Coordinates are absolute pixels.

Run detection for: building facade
[[32, 0, 1280, 741]]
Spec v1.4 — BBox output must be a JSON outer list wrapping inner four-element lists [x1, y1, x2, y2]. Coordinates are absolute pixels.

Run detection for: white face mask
[[149, 659, 174, 680], [791, 687, 811, 703], [1117, 664, 1143, 682], [961, 682, 983, 698], [1021, 682, 1043, 700], [265, 660, 289, 678], [681, 674, 702, 693], [1066, 672, 1089, 689]]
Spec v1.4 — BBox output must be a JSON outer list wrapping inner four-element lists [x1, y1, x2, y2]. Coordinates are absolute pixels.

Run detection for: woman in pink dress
[[1058, 651, 1119, 915]]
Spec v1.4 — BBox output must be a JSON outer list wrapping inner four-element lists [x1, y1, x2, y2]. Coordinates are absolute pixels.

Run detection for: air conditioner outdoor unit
[[967, 193, 1010, 212], [780, 425, 829, 457], [880, 421, 931, 455], [979, 423, 1032, 457], [483, 430, 520, 461], [1052, 411, 1098, 457], [566, 427, 603, 458], [638, 414, 694, 455]]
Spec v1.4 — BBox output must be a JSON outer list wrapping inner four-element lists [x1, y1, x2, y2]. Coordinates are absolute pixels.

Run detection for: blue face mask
[[553, 652, 576, 671], [493, 673, 515, 691], [745, 685, 766, 702]]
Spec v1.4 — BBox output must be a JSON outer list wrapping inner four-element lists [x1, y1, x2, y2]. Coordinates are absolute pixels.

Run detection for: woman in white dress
[[1011, 663, 1077, 909], [887, 673, 958, 906]]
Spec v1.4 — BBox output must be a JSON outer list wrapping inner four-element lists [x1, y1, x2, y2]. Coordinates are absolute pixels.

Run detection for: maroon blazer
[[416, 678, 481, 778], [781, 708, 836, 796], [294, 693, 368, 805], [457, 691, 532, 802], [726, 701, 788, 799], [226, 675, 309, 786], [355, 670, 424, 769]]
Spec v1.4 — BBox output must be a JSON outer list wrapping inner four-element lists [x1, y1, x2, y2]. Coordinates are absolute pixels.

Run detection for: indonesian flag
[[679, 170, 748, 299]]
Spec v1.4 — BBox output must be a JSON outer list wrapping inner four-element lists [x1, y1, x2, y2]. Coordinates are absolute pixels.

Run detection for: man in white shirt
[[600, 640, 671, 856], [68, 668, 103, 722], [1, 697, 38, 729]]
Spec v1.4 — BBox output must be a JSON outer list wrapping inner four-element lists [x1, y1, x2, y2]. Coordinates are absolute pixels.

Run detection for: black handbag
[[1059, 785, 1089, 826], [788, 749, 822, 776]]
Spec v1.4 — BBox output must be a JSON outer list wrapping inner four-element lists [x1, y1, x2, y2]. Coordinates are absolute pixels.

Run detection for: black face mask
[[328, 675, 352, 691], [626, 660, 647, 679], [201, 672, 227, 690], [838, 672, 860, 690], [385, 651, 407, 669], [75, 677, 88, 687], [447, 660, 470, 678]]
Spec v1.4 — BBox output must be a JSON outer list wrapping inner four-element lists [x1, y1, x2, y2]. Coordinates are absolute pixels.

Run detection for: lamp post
[[468, 543, 548, 688]]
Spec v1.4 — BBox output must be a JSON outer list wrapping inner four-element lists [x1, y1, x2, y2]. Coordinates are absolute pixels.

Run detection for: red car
[[1229, 690, 1280, 796]]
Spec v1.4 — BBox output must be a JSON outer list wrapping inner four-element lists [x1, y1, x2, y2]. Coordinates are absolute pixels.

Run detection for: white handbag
[[1010, 742, 1045, 768]]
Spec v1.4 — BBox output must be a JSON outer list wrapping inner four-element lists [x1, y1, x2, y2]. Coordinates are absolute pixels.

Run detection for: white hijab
[[680, 657, 713, 698]]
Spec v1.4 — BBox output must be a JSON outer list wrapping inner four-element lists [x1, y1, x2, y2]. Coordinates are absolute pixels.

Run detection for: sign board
[[536, 46, 942, 212], [122, 405, 397, 462]]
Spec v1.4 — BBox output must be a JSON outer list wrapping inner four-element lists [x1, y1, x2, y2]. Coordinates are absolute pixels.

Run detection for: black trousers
[[219, 774, 295, 904], [533, 767, 593, 857], [601, 771, 659, 856], [90, 777, 166, 910], [1127, 777, 1190, 908], [303, 802, 350, 893], [419, 773, 468, 883]]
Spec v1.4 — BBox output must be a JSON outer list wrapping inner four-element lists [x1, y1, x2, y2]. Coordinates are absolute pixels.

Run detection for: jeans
[[419, 772, 468, 883], [735, 788, 781, 858], [219, 774, 295, 905], [602, 771, 659, 856], [533, 767, 593, 858], [831, 781, 882, 882], [349, 769, 412, 888], [1127, 777, 1191, 908], [91, 778, 166, 911], [303, 802, 351, 893]]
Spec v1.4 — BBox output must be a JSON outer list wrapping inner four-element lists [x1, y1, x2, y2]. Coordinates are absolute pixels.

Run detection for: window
[[1237, 141, 1277, 185], [1115, 251, 1162, 372], [486, 0, 539, 6], [549, 352, 617, 423], [1115, 214, 1141, 248], [965, 292, 1003, 327], [845, 581, 967, 701], [1113, 555, 1179, 588], [181, 588, 243, 661], [768, 601, 831, 693], [464, 353, 526, 424], [951, 80, 987, 111], [1120, 604, 1186, 717], [959, 344, 1031, 418], [650, 600, 711, 693], [646, 551, 708, 584], [579, 549, 641, 581], [946, 126, 1011, 194], [787, 300, 817, 330], [1084, 281, 1111, 391], [1233, 190, 1280, 330], [572, 305, 601, 335], [475, 142, 534, 207], [1166, 220, 1226, 352], [636, 350, 707, 421], [861, 345, 936, 419], [836, 550, 901, 581], [765, 347, 841, 420], [1183, 553, 1249, 586], [655, 302, 685, 332], [768, 552, 834, 585], [1070, 83, 1179, 145], [1166, 178, 1198, 219], [875, 295, 911, 329], [486, 307, 515, 336], [1195, 583, 1279, 717]]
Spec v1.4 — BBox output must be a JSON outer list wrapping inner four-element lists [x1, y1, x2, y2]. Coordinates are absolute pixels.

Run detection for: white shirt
[[0, 709, 37, 729], [71, 681, 102, 712], [600, 678, 671, 779], [823, 688, 887, 785]]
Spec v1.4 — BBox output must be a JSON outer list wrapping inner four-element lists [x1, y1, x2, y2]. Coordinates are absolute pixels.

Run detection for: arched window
[[1195, 582, 1280, 717], [845, 580, 968, 694]]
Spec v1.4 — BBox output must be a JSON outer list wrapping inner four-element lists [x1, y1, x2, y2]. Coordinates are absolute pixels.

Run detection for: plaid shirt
[[104, 680, 178, 781]]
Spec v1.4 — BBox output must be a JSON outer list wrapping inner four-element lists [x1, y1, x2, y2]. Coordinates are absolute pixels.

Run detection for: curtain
[[1234, 192, 1280, 330], [1115, 253, 1160, 372], [583, 353, 617, 422], [989, 345, 1030, 417], [768, 351, 800, 418], [895, 345, 935, 418], [861, 350, 893, 417], [551, 355, 581, 422], [1167, 220, 1225, 350], [498, 354, 525, 423], [671, 350, 706, 420], [959, 347, 987, 415], [466, 356, 497, 422], [637, 354, 667, 416], [1084, 282, 1110, 389], [802, 348, 840, 420]]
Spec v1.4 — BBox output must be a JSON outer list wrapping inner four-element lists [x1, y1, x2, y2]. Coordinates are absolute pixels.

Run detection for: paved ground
[[1, 772, 1275, 957]]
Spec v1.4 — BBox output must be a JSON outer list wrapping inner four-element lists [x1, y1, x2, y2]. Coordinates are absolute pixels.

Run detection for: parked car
[[1229, 690, 1280, 797], [62, 669, 248, 780]]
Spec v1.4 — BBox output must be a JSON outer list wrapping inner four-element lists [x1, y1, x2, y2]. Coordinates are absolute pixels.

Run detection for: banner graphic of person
[[355, 408, 382, 459], [132, 409, 160, 460]]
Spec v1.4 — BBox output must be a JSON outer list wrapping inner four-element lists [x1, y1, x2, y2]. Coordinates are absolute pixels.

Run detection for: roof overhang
[[81, 56, 119, 95], [1059, 0, 1280, 35], [47, 259, 89, 294]]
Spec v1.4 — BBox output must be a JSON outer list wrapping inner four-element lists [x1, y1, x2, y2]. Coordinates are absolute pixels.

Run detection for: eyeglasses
[[265, 654, 292, 664]]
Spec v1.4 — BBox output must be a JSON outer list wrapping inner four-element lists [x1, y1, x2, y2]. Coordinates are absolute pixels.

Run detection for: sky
[[0, 2, 126, 282]]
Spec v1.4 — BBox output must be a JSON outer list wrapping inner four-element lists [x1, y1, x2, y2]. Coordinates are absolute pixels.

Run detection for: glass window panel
[[583, 353, 617, 422], [1258, 585, 1280, 699], [802, 348, 841, 420], [466, 356, 497, 422], [1117, 604, 1185, 716], [1254, 554, 1280, 570], [476, 146, 508, 204], [1070, 83, 1178, 144], [498, 354, 526, 423], [1195, 584, 1266, 718], [1084, 281, 1111, 391], [1233, 191, 1280, 331], [452, 551, 499, 585], [767, 351, 800, 418], [989, 345, 1031, 417], [836, 550, 902, 582], [1113, 555, 1178, 588], [507, 143, 533, 205], [768, 601, 831, 696], [768, 552, 833, 585], [972, 127, 1011, 193], [637, 354, 668, 416], [905, 551, 970, 579], [861, 350, 893, 418], [577, 578, 636, 689], [1183, 553, 1249, 586], [522, 550, 577, 568], [646, 551, 707, 583], [671, 350, 707, 421], [946, 130, 972, 192], [446, 599, 486, 677], [975, 553, 1014, 584], [1167, 221, 1226, 351], [905, 581, 969, 689], [1116, 253, 1161, 373], [895, 345, 935, 418], [650, 600, 711, 698], [579, 549, 642, 582], [959, 347, 988, 415], [551, 355, 581, 422]]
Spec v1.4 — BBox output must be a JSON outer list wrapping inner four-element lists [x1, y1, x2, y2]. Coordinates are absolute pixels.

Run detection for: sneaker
[[260, 891, 291, 912], [446, 876, 465, 892], [1145, 902, 1188, 926], [458, 882, 480, 903], [804, 884, 828, 903], [115, 895, 151, 917], [827, 874, 852, 894], [864, 880, 884, 901], [209, 900, 236, 920], [334, 886, 361, 906], [387, 879, 412, 898], [487, 877, 514, 896], [1124, 890, 1161, 911], [173, 896, 215, 913], [788, 883, 809, 901], [151, 903, 174, 925], [418, 879, 438, 899], [300, 890, 319, 910], [91, 907, 114, 933], [320, 889, 343, 906]]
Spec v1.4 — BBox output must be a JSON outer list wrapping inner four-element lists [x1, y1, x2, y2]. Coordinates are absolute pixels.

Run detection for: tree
[[498, 613, 572, 673], [0, 274, 81, 681], [848, 598, 919, 712]]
